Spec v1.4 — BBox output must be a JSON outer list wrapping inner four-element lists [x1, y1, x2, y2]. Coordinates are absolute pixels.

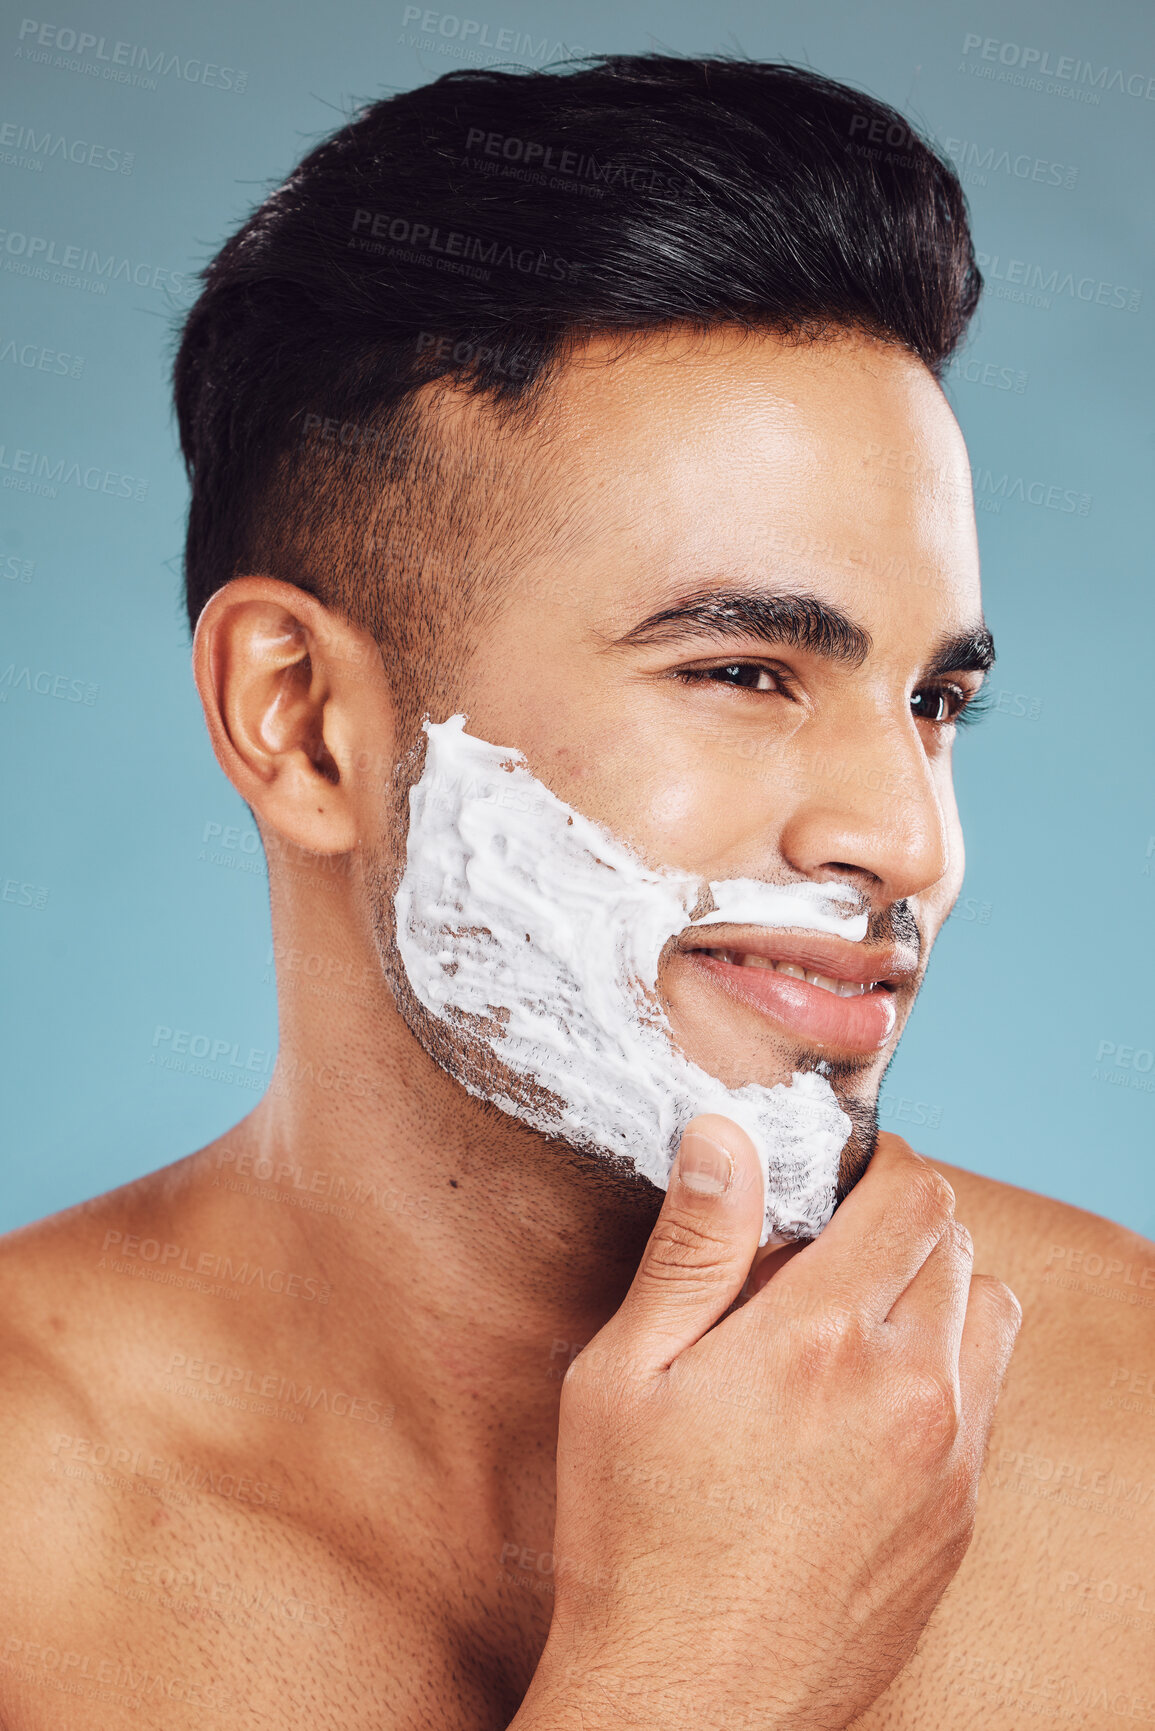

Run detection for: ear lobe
[[191, 576, 388, 857]]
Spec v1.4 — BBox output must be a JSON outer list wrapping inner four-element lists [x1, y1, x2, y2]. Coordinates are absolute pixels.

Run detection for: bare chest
[[2, 1479, 552, 1731]]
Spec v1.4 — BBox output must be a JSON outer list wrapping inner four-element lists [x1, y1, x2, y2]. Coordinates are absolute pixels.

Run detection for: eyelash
[[942, 684, 991, 728], [675, 662, 990, 727]]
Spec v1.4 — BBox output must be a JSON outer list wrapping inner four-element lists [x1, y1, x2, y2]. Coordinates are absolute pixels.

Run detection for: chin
[[833, 1093, 881, 1200]]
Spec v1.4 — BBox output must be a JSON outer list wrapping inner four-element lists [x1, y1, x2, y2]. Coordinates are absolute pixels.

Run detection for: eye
[[678, 663, 786, 693], [910, 683, 973, 724]]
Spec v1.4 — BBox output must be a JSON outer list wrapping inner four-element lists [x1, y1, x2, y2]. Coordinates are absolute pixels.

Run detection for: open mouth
[[675, 930, 914, 1056], [694, 947, 891, 999]]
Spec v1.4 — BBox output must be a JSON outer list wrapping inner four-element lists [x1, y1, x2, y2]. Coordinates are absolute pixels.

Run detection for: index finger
[[749, 1134, 956, 1326]]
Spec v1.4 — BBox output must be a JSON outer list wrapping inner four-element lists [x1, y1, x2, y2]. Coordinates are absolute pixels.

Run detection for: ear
[[191, 577, 395, 855]]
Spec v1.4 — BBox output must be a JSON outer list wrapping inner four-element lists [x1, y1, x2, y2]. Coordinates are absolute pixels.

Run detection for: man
[[0, 53, 1151, 1731]]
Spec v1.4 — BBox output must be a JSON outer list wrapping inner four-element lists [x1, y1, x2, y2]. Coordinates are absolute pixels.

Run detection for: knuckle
[[896, 1367, 962, 1454], [938, 1504, 978, 1571], [560, 1341, 609, 1397], [642, 1213, 735, 1285], [943, 1455, 983, 1533], [823, 1301, 872, 1351], [907, 1163, 956, 1225], [950, 1220, 974, 1260], [973, 1272, 1023, 1332], [560, 1353, 591, 1398], [795, 1303, 873, 1375]]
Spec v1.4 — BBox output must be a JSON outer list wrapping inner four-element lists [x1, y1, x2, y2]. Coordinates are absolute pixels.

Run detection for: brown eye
[[705, 664, 777, 691], [911, 686, 960, 723]]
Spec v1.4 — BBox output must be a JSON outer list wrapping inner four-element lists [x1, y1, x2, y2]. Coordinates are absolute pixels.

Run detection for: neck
[[190, 857, 660, 1478]]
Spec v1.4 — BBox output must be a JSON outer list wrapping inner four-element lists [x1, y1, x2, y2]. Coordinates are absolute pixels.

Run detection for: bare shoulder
[[0, 1183, 158, 1715], [0, 1148, 270, 1501], [857, 1140, 1155, 1731], [920, 1145, 1155, 1453], [0, 1182, 134, 1419], [0, 1165, 173, 1365], [873, 1135, 1155, 1480], [927, 1148, 1155, 1355], [0, 1172, 175, 1521], [0, 1160, 344, 1728]]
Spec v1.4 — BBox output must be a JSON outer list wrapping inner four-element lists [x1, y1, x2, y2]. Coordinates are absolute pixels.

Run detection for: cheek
[[621, 766, 759, 871], [567, 728, 747, 868], [644, 781, 698, 830]]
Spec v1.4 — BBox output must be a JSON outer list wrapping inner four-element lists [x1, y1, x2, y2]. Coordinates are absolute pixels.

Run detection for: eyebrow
[[925, 625, 996, 677], [606, 587, 995, 676]]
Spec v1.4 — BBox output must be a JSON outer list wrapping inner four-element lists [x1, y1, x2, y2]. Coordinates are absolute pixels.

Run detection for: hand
[[511, 1120, 1021, 1730]]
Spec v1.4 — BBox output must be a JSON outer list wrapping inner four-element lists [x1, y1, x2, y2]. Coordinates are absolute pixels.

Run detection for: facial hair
[[372, 715, 891, 1245]]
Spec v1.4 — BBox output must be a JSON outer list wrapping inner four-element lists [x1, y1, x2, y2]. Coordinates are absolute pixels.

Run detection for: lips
[[674, 928, 915, 1055]]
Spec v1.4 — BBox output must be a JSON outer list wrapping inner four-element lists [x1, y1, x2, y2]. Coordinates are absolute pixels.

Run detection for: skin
[[0, 328, 1152, 1728]]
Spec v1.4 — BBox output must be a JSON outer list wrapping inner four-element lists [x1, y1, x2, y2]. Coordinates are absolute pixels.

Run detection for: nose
[[776, 712, 953, 905]]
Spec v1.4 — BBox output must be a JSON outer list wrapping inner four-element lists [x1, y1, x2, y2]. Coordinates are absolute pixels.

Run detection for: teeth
[[699, 949, 873, 997], [804, 969, 866, 999]]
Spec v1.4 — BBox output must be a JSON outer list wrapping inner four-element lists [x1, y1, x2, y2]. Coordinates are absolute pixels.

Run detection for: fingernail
[[677, 1131, 733, 1196]]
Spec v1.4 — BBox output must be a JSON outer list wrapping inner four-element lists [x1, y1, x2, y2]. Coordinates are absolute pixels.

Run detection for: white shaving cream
[[395, 715, 867, 1244]]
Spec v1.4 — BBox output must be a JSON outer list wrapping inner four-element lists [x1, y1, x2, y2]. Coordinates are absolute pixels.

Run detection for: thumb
[[606, 1114, 766, 1371]]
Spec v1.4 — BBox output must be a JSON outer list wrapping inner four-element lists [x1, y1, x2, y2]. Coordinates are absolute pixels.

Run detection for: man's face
[[382, 325, 985, 1188]]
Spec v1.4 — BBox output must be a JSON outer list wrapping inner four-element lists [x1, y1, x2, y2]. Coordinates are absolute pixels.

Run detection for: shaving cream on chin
[[393, 715, 867, 1245]]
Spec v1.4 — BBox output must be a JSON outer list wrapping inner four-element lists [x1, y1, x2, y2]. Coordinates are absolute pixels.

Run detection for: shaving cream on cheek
[[394, 715, 867, 1245]]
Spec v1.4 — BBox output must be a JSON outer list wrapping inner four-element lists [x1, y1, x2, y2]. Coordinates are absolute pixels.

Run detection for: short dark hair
[[174, 53, 980, 705]]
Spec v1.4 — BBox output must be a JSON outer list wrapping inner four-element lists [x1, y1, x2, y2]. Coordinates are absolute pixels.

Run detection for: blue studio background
[[1, 0, 1152, 1234]]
